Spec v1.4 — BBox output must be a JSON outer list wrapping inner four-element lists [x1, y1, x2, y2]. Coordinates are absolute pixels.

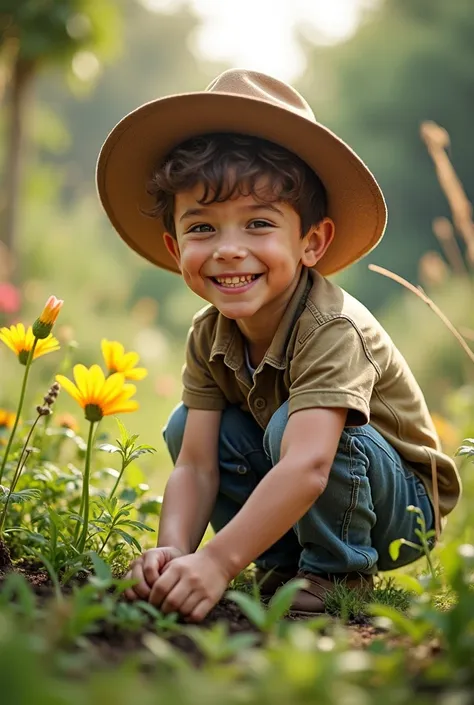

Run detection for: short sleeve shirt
[[182, 267, 461, 517]]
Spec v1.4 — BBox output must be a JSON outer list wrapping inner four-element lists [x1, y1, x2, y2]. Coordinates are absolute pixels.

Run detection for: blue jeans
[[163, 402, 435, 575]]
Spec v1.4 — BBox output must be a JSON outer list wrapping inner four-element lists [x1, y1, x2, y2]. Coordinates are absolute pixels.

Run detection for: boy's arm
[[157, 408, 221, 555], [124, 408, 221, 602], [203, 406, 347, 577], [148, 406, 347, 621]]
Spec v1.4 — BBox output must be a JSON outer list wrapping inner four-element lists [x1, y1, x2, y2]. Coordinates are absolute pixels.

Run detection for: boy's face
[[163, 180, 334, 323]]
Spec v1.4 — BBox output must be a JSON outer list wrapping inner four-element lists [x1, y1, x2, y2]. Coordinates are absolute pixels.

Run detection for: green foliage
[[227, 579, 308, 635], [298, 0, 474, 308], [0, 0, 121, 72]]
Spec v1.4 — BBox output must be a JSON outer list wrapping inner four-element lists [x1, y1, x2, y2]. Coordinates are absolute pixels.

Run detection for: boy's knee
[[163, 403, 188, 463], [263, 401, 289, 464]]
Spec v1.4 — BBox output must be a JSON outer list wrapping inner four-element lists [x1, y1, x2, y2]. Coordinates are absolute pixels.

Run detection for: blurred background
[[0, 0, 473, 498]]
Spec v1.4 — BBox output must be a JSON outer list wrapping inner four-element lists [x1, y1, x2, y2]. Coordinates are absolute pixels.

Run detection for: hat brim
[[97, 92, 387, 276]]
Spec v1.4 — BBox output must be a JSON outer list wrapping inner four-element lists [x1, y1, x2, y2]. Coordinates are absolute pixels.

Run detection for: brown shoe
[[254, 566, 299, 596], [290, 571, 374, 615]]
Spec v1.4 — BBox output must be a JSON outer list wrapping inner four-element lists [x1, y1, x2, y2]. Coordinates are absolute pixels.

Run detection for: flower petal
[[73, 364, 91, 400], [88, 364, 106, 404], [99, 373, 126, 406], [101, 339, 114, 370], [123, 367, 148, 381], [34, 335, 60, 359], [121, 351, 140, 370], [0, 328, 17, 354], [108, 341, 124, 370], [56, 375, 83, 405], [102, 400, 139, 416]]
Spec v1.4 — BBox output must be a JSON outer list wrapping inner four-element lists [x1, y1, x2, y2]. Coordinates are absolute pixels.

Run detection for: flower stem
[[0, 339, 38, 486], [109, 460, 127, 501], [0, 449, 31, 535], [76, 421, 96, 554]]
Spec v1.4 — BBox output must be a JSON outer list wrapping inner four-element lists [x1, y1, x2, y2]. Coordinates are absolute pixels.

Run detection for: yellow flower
[[101, 339, 148, 381], [33, 295, 64, 339], [0, 323, 60, 365], [56, 364, 139, 423]]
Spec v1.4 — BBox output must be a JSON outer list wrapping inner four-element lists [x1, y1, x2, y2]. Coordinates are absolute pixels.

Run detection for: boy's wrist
[[157, 534, 191, 555], [201, 536, 246, 582]]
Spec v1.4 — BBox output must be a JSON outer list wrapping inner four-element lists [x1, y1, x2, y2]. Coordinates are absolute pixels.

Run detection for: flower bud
[[36, 405, 52, 416], [32, 296, 63, 339]]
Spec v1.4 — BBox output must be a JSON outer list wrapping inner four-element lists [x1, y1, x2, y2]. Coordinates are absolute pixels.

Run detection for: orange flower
[[55, 412, 79, 433], [56, 364, 139, 423], [33, 295, 63, 339], [0, 323, 60, 364], [101, 339, 147, 380], [0, 409, 16, 445], [0, 410, 15, 430]]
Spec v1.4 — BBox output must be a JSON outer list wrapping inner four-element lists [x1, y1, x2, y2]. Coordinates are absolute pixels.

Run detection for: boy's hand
[[123, 546, 184, 601], [148, 550, 230, 623]]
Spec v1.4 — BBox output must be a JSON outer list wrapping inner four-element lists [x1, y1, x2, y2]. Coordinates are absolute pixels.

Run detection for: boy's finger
[[160, 582, 192, 615], [179, 592, 203, 618], [149, 570, 180, 608], [130, 562, 151, 599], [143, 552, 162, 585], [188, 598, 213, 624]]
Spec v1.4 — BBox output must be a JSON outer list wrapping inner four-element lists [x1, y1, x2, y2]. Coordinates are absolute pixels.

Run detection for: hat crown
[[206, 68, 316, 123]]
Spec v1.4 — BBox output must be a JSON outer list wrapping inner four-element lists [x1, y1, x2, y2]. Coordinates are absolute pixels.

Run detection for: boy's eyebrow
[[179, 207, 211, 222], [179, 203, 283, 222]]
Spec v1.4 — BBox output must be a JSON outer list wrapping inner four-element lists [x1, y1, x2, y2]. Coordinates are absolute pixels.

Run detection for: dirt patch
[[0, 539, 13, 575], [0, 560, 441, 670]]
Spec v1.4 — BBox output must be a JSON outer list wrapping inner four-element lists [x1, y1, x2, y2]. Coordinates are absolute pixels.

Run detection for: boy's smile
[[163, 182, 334, 346]]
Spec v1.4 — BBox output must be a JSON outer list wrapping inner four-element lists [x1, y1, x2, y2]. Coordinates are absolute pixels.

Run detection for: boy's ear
[[301, 218, 335, 268], [163, 232, 182, 271]]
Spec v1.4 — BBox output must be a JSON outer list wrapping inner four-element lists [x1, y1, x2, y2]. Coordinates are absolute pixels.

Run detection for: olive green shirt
[[182, 267, 461, 517]]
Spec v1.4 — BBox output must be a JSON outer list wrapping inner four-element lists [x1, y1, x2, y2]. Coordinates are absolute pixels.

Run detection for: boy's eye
[[248, 220, 273, 229], [188, 223, 214, 233]]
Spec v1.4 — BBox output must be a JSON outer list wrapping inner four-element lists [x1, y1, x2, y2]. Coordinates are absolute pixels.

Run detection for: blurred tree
[[36, 1, 226, 323], [0, 0, 121, 279], [298, 0, 474, 307]]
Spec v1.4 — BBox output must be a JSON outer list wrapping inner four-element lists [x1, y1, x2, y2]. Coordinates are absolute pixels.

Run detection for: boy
[[97, 69, 461, 622]]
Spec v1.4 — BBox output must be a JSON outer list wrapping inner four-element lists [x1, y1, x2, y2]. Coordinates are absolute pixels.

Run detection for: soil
[[0, 543, 441, 671]]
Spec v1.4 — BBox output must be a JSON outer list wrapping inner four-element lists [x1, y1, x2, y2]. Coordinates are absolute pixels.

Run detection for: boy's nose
[[212, 242, 247, 261]]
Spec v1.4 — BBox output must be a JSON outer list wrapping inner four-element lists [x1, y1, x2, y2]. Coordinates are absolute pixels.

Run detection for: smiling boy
[[97, 69, 461, 621]]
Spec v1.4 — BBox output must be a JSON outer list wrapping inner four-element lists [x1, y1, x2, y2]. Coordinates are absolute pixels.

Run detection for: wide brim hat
[[97, 68, 387, 276]]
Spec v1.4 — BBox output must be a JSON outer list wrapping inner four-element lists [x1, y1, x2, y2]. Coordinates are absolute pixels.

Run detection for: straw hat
[[97, 68, 387, 275]]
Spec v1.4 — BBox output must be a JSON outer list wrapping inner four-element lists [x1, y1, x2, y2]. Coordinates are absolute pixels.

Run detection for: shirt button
[[237, 465, 247, 475], [254, 397, 266, 410]]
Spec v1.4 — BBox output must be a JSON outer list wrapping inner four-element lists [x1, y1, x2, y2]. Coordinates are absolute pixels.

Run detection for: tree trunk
[[1, 56, 35, 282]]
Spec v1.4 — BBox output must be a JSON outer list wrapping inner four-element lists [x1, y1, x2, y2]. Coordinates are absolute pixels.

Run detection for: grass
[[323, 577, 413, 620]]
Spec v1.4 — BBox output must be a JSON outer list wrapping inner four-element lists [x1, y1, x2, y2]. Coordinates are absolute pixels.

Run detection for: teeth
[[215, 274, 257, 288]]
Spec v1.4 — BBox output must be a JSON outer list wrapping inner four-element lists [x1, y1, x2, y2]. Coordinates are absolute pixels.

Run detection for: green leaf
[[128, 447, 157, 462], [0, 573, 37, 619], [98, 443, 121, 454], [389, 538, 403, 561], [266, 579, 308, 625], [89, 552, 112, 582], [115, 418, 129, 446], [120, 519, 154, 532], [392, 574, 424, 596], [138, 498, 163, 516], [0, 488, 42, 505], [226, 590, 266, 628], [115, 528, 142, 552]]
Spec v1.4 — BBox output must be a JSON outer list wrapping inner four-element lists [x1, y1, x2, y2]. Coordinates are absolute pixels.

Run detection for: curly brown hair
[[147, 133, 327, 238]]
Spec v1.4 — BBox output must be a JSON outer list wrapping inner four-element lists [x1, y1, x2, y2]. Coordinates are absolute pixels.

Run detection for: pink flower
[[0, 283, 21, 314]]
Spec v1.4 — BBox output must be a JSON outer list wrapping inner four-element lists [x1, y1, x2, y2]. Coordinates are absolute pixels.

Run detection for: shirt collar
[[210, 267, 312, 371]]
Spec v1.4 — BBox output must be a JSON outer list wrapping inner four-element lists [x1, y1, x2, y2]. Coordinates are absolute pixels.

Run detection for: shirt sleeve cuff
[[182, 390, 227, 411], [288, 390, 370, 426]]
